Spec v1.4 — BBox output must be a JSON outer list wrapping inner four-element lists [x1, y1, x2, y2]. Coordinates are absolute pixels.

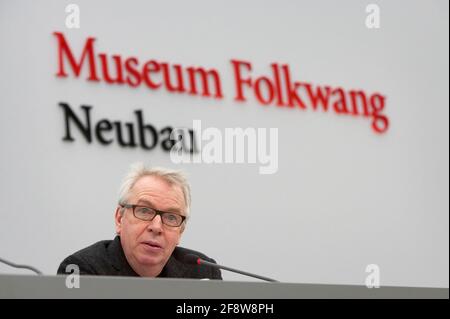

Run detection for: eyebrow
[[136, 199, 183, 214]]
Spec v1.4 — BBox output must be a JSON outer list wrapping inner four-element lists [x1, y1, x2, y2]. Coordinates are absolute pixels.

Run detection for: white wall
[[0, 0, 448, 287]]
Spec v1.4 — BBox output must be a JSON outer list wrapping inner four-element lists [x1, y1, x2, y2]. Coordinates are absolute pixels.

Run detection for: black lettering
[[114, 122, 137, 147], [160, 126, 175, 152], [95, 119, 113, 144], [188, 129, 197, 154], [59, 102, 92, 142], [135, 110, 158, 150]]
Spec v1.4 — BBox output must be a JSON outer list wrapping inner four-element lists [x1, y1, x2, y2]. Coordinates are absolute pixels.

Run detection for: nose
[[147, 214, 163, 234]]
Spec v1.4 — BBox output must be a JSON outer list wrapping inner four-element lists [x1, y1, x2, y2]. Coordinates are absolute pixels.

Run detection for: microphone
[[184, 254, 278, 282], [0, 256, 42, 275]]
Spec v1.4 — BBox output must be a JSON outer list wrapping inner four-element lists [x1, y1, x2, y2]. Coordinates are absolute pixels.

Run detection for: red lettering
[[254, 76, 275, 105], [331, 87, 349, 114], [53, 32, 99, 81], [99, 54, 124, 84], [231, 59, 252, 102], [369, 93, 389, 133], [349, 90, 369, 116], [161, 63, 185, 92], [124, 57, 142, 87], [304, 84, 332, 111], [282, 65, 305, 109], [270, 63, 285, 107], [52, 32, 389, 134], [142, 60, 161, 89], [187, 67, 223, 98]]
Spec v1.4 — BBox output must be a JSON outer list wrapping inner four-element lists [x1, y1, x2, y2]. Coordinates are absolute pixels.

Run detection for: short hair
[[118, 163, 191, 219]]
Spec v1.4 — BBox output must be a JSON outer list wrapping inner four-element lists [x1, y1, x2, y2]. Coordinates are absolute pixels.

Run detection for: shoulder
[[57, 240, 113, 275]]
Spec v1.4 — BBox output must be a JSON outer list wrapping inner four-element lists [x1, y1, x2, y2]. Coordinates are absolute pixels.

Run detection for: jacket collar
[[159, 253, 185, 278], [108, 236, 139, 276], [108, 236, 185, 278]]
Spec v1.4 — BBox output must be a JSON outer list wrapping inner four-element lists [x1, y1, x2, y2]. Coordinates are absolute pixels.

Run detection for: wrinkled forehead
[[128, 175, 186, 212]]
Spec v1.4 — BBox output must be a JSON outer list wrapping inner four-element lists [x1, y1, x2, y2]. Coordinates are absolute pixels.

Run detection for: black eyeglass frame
[[120, 203, 186, 227]]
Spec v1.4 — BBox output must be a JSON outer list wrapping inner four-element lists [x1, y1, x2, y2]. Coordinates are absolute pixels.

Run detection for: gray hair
[[118, 163, 191, 218]]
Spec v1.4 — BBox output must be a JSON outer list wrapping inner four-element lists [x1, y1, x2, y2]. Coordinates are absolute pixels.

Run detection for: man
[[57, 163, 222, 279]]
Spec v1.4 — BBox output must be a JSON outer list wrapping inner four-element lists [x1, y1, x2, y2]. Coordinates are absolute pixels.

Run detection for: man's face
[[115, 175, 186, 276]]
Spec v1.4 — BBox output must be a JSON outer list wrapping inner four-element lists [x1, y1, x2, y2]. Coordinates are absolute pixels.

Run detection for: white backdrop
[[0, 0, 448, 287]]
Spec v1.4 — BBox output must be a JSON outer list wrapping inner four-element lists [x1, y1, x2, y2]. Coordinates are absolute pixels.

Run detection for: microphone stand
[[198, 258, 278, 282]]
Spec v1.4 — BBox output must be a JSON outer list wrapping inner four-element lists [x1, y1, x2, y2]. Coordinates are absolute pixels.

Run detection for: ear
[[115, 206, 123, 235], [177, 224, 185, 245]]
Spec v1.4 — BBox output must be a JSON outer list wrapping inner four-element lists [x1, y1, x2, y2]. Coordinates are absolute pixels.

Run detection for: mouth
[[141, 241, 163, 250]]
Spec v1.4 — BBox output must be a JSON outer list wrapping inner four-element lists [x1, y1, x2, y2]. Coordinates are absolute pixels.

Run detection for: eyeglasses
[[120, 203, 186, 227]]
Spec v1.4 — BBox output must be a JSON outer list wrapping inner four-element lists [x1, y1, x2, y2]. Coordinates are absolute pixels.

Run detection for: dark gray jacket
[[57, 236, 222, 279]]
